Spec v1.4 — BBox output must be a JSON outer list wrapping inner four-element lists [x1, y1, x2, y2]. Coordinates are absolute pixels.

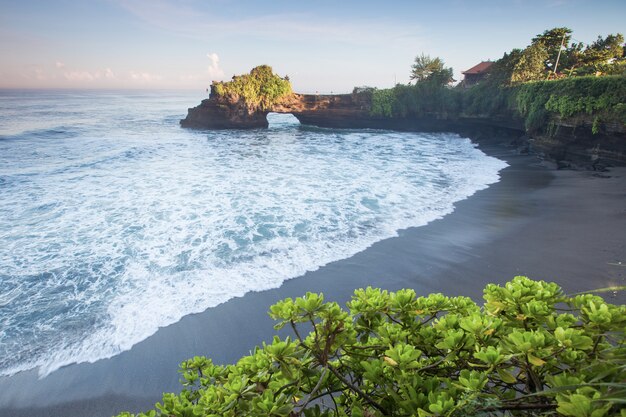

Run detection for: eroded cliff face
[[528, 115, 626, 168], [180, 92, 374, 130], [180, 92, 625, 168], [180, 97, 269, 129]]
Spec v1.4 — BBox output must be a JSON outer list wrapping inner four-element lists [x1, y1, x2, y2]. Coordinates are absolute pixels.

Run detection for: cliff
[[180, 90, 625, 168], [180, 92, 374, 130]]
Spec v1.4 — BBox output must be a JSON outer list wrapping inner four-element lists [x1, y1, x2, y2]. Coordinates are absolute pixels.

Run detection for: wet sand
[[1, 144, 624, 417]]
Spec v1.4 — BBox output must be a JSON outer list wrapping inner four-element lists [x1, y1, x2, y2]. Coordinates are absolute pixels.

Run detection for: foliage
[[371, 82, 460, 118], [574, 34, 626, 76], [531, 27, 573, 73], [489, 28, 626, 84], [410, 54, 454, 85], [117, 277, 626, 417], [212, 65, 292, 111], [511, 43, 549, 84], [514, 75, 626, 131]]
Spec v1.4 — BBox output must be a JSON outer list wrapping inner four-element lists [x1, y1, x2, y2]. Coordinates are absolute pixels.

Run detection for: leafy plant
[[212, 65, 292, 111], [118, 277, 625, 417]]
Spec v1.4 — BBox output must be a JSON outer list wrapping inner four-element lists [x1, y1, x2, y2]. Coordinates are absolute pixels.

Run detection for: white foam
[[0, 103, 507, 378]]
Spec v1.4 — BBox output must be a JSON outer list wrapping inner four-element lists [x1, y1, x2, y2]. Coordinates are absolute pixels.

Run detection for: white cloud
[[60, 67, 117, 82], [207, 53, 224, 80], [63, 70, 96, 81], [129, 71, 163, 82], [55, 61, 65, 69], [34, 68, 46, 80], [103, 68, 116, 79]]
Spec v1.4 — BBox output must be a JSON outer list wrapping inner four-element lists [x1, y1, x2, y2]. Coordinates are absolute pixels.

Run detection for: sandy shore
[[1, 144, 624, 417]]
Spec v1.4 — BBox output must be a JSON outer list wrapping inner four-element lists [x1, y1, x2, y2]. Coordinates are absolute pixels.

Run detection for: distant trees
[[531, 27, 573, 73], [511, 43, 549, 83], [493, 27, 626, 85], [410, 54, 454, 85]]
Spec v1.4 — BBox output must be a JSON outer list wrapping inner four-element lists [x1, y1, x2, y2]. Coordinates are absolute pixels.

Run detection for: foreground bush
[[118, 277, 625, 417]]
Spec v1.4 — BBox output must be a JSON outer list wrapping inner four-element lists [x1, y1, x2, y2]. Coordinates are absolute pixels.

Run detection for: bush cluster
[[370, 83, 461, 119], [117, 277, 625, 417], [514, 76, 626, 132], [212, 65, 292, 111], [367, 75, 626, 135]]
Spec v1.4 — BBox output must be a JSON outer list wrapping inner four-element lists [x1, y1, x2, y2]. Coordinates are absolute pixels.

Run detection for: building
[[461, 61, 494, 87]]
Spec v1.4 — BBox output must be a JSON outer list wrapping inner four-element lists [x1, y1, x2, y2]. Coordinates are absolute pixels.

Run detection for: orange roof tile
[[462, 61, 494, 75]]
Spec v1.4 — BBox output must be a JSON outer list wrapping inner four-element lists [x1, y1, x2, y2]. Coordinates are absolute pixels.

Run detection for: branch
[[326, 363, 388, 415], [481, 402, 557, 412], [295, 367, 328, 411]]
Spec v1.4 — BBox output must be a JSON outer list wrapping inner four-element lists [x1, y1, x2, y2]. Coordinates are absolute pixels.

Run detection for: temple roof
[[462, 61, 494, 75]]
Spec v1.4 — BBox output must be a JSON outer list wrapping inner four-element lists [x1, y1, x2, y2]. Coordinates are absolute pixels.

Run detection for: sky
[[1, 0, 624, 92]]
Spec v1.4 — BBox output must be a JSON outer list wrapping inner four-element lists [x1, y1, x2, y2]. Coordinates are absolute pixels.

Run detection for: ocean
[[0, 89, 507, 378]]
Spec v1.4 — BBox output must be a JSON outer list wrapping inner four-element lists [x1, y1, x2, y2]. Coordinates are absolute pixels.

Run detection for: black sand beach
[[1, 144, 624, 417]]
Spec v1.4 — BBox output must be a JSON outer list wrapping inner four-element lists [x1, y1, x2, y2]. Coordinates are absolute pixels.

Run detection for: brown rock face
[[180, 92, 625, 168], [529, 115, 626, 168], [180, 98, 269, 129], [180, 92, 377, 130]]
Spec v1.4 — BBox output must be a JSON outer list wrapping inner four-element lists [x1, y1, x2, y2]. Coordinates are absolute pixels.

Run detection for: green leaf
[[497, 368, 517, 384], [528, 353, 546, 367]]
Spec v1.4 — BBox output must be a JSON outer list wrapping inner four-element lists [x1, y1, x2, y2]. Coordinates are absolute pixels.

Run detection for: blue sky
[[1, 0, 624, 91]]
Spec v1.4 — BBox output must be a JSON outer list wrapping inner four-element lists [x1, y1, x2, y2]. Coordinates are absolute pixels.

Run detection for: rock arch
[[180, 93, 375, 130]]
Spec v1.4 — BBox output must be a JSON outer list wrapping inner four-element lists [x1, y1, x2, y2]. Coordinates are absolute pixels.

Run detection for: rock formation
[[180, 90, 625, 168], [180, 91, 375, 130]]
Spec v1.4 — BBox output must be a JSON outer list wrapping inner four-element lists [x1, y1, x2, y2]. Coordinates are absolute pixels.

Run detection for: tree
[[117, 277, 626, 417], [410, 54, 454, 85], [532, 27, 573, 72], [511, 42, 549, 83], [580, 34, 625, 69]]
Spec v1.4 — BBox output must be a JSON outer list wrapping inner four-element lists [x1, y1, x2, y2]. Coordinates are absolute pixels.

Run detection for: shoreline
[[1, 142, 625, 417]]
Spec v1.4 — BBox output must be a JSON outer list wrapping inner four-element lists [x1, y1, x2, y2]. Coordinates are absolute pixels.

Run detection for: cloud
[[207, 53, 224, 80], [60, 66, 117, 82], [103, 68, 115, 79], [63, 70, 96, 81], [129, 71, 163, 82], [55, 61, 65, 69], [34, 68, 46, 81]]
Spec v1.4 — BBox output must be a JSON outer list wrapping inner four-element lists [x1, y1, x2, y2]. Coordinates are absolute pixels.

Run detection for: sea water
[[0, 89, 507, 378]]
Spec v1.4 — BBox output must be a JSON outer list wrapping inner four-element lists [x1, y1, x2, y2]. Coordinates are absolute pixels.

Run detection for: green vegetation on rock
[[212, 65, 292, 111], [515, 76, 626, 131], [368, 27, 626, 136], [117, 277, 625, 417]]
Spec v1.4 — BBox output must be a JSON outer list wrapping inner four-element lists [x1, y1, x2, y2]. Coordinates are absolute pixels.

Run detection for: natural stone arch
[[180, 92, 375, 130]]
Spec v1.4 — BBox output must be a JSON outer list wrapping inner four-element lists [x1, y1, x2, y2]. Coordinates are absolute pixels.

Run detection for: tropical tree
[[532, 27, 573, 72], [410, 54, 454, 85], [577, 33, 625, 74], [511, 42, 549, 83]]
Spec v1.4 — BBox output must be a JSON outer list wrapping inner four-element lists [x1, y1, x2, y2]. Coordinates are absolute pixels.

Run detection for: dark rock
[[556, 160, 572, 170], [180, 92, 626, 169]]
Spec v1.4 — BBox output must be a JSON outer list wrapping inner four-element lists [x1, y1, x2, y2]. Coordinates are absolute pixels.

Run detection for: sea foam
[[0, 92, 507, 378]]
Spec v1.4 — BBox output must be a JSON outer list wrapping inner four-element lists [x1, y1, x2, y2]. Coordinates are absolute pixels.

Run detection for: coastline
[[1, 142, 625, 417]]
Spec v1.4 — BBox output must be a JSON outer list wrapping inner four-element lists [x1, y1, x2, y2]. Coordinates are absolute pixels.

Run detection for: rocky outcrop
[[180, 92, 375, 129], [180, 98, 269, 129], [528, 115, 626, 169], [180, 92, 625, 168]]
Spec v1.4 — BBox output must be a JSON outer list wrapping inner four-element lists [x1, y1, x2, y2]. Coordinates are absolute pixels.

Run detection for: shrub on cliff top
[[117, 277, 625, 417], [212, 65, 292, 111], [514, 75, 626, 131]]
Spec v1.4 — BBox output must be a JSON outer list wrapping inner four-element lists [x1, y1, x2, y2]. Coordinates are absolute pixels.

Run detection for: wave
[[0, 103, 507, 379]]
